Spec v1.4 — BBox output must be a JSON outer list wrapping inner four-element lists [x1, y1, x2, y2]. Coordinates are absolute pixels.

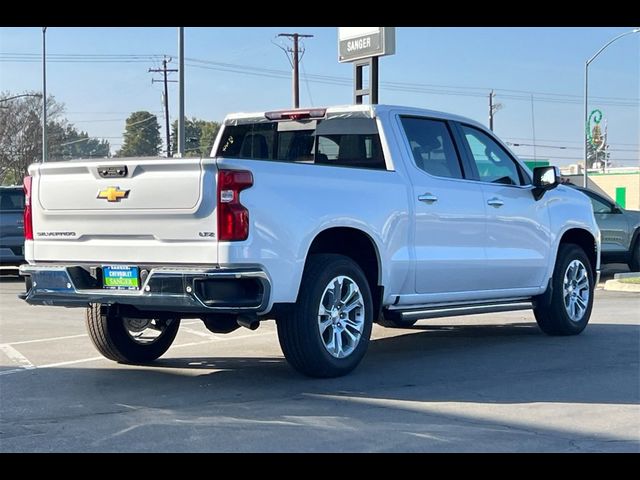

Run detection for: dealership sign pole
[[338, 27, 395, 105]]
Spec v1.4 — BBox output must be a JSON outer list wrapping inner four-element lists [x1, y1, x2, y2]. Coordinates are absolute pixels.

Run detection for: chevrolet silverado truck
[[19, 105, 601, 378]]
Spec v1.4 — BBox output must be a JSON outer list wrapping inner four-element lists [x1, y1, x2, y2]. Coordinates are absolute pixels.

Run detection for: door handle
[[418, 193, 438, 204], [487, 197, 504, 208]]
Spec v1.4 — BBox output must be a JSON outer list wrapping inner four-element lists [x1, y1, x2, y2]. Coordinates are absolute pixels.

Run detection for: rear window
[[0, 189, 24, 211], [217, 117, 387, 170]]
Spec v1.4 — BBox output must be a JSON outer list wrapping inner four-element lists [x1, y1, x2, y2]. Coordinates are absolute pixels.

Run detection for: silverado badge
[[97, 186, 130, 202]]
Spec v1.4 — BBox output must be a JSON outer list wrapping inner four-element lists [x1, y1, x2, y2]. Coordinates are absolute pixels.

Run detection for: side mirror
[[532, 166, 560, 200]]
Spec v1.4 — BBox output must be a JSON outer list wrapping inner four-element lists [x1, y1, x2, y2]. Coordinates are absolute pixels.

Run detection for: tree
[[1, 91, 113, 185], [50, 125, 110, 160], [0, 91, 64, 184], [199, 121, 220, 157], [170, 117, 220, 157], [116, 111, 162, 157]]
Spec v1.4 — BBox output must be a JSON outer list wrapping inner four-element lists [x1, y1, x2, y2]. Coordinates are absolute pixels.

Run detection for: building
[[560, 165, 639, 211]]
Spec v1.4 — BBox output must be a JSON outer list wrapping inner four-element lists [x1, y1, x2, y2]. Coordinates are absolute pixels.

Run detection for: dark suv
[[569, 184, 640, 271], [0, 186, 25, 266]]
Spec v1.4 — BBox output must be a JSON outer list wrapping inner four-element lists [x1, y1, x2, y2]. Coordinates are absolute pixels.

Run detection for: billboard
[[338, 27, 396, 63]]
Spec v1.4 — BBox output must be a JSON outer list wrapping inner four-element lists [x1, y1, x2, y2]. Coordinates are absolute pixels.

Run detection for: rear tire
[[277, 254, 373, 378], [628, 237, 640, 272], [85, 304, 180, 363], [533, 244, 594, 336]]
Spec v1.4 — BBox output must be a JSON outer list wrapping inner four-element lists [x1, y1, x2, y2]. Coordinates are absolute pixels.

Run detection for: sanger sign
[[338, 27, 396, 63]]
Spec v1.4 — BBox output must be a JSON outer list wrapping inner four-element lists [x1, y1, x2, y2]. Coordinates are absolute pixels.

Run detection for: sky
[[0, 26, 638, 166]]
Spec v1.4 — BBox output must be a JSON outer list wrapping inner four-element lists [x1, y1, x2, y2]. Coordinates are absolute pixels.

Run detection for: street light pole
[[0, 93, 43, 103], [583, 28, 639, 187], [42, 27, 47, 164]]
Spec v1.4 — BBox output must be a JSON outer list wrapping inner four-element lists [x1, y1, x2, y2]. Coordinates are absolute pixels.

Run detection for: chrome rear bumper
[[18, 264, 271, 315]]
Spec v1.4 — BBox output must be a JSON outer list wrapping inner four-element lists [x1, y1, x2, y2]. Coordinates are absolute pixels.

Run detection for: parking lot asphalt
[[0, 268, 638, 452]]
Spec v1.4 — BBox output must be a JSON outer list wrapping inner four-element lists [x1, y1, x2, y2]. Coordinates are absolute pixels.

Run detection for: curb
[[603, 279, 640, 293]]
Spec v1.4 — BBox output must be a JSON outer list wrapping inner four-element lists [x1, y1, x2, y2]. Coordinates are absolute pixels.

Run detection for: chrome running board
[[390, 300, 532, 322]]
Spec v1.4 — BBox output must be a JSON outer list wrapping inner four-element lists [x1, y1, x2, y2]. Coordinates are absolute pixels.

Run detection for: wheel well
[[307, 227, 382, 314], [559, 228, 597, 275]]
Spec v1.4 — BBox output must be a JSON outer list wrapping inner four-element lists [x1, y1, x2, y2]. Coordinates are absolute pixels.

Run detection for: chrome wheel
[[124, 318, 175, 345], [563, 259, 589, 322], [318, 275, 365, 358]]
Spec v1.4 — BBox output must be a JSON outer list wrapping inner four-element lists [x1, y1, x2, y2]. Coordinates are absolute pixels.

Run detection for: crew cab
[[19, 105, 601, 377]]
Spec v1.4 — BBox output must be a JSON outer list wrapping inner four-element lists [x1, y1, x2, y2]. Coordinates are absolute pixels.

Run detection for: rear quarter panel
[[216, 157, 412, 305]]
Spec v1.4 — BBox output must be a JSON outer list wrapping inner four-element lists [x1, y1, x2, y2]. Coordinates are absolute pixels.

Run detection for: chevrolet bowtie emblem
[[97, 186, 129, 202]]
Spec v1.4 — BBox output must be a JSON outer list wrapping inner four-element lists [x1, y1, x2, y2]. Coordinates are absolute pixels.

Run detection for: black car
[[0, 186, 25, 266]]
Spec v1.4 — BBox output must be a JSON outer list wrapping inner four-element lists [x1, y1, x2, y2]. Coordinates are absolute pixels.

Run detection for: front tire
[[277, 254, 373, 378], [628, 237, 640, 272], [533, 244, 594, 336], [85, 304, 180, 363]]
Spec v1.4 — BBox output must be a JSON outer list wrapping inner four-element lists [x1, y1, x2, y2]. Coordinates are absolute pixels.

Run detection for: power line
[[2, 52, 637, 106], [508, 142, 638, 152], [504, 136, 640, 147]]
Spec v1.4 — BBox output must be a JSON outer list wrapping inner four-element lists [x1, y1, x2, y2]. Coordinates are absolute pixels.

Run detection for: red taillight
[[23, 175, 33, 241], [217, 169, 253, 241]]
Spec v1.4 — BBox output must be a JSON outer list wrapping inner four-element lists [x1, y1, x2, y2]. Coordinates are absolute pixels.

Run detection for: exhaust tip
[[237, 314, 259, 330]]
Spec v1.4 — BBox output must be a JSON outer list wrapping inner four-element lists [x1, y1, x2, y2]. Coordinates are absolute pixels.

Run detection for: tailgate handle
[[98, 166, 128, 178]]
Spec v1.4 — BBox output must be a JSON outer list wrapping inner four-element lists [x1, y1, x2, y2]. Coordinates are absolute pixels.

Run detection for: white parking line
[[0, 344, 36, 370], [181, 327, 217, 339], [0, 330, 274, 377], [37, 356, 105, 369], [7, 334, 88, 346]]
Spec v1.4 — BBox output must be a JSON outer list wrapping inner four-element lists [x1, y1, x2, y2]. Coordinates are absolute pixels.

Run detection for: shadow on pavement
[[1, 321, 638, 451], [2, 322, 637, 405]]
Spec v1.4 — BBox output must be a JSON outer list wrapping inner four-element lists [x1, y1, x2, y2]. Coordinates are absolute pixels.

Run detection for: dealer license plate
[[102, 265, 139, 290]]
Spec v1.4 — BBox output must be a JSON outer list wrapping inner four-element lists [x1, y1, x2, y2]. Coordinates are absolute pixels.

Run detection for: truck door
[[455, 123, 551, 290], [398, 116, 487, 295]]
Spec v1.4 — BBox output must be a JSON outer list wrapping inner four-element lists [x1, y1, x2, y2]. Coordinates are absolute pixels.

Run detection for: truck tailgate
[[29, 157, 219, 265]]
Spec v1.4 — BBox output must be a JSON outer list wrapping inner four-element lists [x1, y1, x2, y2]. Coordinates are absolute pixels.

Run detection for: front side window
[[400, 117, 463, 179], [461, 125, 525, 186]]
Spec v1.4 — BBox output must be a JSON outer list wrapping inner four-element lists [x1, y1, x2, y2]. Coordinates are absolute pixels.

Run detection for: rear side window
[[399, 117, 463, 180], [0, 189, 24, 211], [218, 122, 277, 160], [217, 117, 387, 170]]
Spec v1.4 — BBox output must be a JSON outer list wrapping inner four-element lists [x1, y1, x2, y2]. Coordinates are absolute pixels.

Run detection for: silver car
[[570, 185, 640, 271]]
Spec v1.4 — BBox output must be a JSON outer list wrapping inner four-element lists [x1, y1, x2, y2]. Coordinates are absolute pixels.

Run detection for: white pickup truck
[[19, 104, 600, 377]]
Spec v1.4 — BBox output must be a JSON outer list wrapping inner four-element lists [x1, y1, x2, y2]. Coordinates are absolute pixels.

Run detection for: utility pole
[[276, 33, 314, 108], [149, 57, 177, 157], [488, 90, 503, 132], [488, 90, 494, 131], [177, 27, 185, 158]]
